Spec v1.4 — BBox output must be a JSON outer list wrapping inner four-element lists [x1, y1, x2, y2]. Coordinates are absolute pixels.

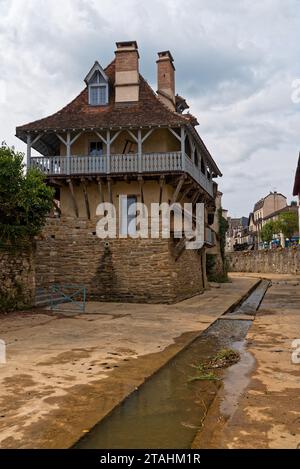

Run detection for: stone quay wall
[[227, 247, 300, 275], [35, 217, 206, 304]]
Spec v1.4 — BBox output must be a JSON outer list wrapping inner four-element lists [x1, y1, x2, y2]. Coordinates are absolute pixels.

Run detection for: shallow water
[[75, 281, 269, 449]]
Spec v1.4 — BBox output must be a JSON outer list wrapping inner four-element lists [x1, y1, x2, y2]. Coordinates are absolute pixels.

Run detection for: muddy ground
[[192, 273, 300, 449], [0, 277, 257, 449]]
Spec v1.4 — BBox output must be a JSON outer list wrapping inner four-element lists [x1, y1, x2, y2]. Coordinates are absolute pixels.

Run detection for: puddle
[[74, 281, 269, 449], [219, 339, 255, 417]]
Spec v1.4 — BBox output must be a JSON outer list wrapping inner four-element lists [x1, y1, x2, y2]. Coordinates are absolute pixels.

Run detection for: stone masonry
[[0, 244, 35, 311], [35, 217, 206, 304], [227, 247, 300, 275]]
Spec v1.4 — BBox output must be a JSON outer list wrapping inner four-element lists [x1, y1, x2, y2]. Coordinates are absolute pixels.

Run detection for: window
[[89, 141, 103, 156], [120, 195, 137, 236], [89, 85, 107, 106], [85, 66, 109, 106]]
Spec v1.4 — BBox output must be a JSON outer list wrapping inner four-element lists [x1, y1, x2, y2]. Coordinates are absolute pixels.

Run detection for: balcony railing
[[30, 152, 213, 196]]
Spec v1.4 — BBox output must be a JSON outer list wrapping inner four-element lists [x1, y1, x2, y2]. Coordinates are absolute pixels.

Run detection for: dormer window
[[85, 61, 109, 106]]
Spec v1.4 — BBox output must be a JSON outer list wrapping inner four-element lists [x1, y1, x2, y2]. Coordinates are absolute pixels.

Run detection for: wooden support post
[[174, 236, 187, 260], [81, 178, 90, 220], [106, 129, 111, 174], [97, 177, 104, 204], [180, 182, 193, 203], [172, 174, 186, 204], [107, 177, 112, 204], [138, 128, 142, 173], [191, 189, 201, 206], [138, 176, 144, 204], [159, 175, 165, 205], [67, 179, 79, 218], [180, 126, 185, 170], [50, 178, 64, 187], [66, 131, 71, 175], [138, 176, 145, 218], [26, 134, 32, 172]]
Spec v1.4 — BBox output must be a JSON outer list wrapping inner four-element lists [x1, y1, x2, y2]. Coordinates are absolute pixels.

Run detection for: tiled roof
[[16, 60, 190, 133], [293, 153, 300, 196], [16, 58, 222, 176]]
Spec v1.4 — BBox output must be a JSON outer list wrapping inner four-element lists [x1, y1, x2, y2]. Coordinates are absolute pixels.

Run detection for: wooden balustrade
[[30, 152, 213, 196]]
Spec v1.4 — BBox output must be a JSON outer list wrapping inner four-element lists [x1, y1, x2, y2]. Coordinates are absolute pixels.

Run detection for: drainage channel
[[74, 280, 270, 449]]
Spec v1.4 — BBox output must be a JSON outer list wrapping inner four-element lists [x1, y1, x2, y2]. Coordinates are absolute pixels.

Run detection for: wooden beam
[[137, 128, 142, 173], [94, 131, 107, 145], [109, 130, 122, 144], [97, 177, 104, 204], [159, 175, 165, 205], [173, 236, 187, 260], [31, 133, 43, 146], [81, 178, 91, 220], [138, 176, 144, 204], [107, 177, 113, 204], [67, 179, 79, 218], [181, 126, 185, 170], [191, 189, 201, 205], [168, 127, 181, 142], [70, 131, 82, 146], [171, 174, 186, 204], [49, 178, 64, 187], [127, 129, 138, 143], [106, 129, 110, 174], [179, 182, 194, 203], [57, 133, 67, 146], [141, 128, 154, 143]]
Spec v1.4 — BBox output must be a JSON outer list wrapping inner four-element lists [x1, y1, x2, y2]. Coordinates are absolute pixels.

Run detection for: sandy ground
[[193, 273, 300, 449], [0, 277, 257, 449]]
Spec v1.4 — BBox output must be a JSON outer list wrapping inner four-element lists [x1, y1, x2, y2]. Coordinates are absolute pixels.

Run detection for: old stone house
[[16, 41, 222, 303]]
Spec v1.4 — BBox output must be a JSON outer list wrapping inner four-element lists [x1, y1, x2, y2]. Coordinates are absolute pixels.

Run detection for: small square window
[[89, 85, 107, 105]]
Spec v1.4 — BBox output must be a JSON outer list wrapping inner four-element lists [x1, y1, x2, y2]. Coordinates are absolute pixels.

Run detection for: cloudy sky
[[1, 0, 300, 216]]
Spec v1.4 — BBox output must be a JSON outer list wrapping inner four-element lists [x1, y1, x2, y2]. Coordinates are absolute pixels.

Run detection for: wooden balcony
[[30, 151, 214, 197]]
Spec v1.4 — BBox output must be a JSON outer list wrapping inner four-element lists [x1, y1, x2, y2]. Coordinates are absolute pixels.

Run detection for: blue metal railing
[[49, 284, 86, 312]]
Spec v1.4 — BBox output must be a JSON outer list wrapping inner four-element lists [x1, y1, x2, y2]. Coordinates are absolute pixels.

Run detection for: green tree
[[260, 220, 276, 244], [276, 212, 298, 240], [0, 143, 54, 243]]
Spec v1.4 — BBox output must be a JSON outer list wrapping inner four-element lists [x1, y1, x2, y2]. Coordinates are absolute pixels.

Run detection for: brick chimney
[[115, 41, 139, 103], [156, 50, 175, 111]]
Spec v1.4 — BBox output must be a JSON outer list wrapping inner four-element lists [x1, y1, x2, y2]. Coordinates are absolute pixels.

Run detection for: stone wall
[[227, 247, 300, 274], [35, 217, 206, 304], [0, 244, 35, 311]]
